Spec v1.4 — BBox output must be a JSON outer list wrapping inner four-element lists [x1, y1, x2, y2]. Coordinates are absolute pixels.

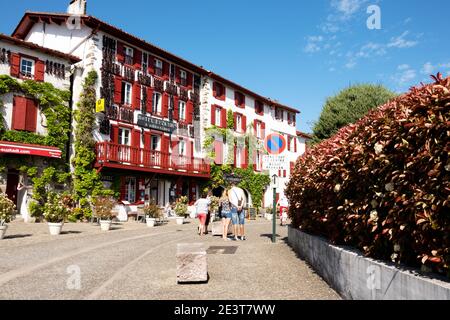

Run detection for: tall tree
[[312, 84, 396, 143]]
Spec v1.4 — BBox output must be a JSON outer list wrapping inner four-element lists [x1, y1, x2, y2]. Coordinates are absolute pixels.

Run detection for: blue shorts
[[222, 211, 232, 219], [231, 207, 245, 225]]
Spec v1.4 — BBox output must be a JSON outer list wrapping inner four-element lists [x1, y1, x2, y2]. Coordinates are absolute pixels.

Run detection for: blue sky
[[1, 0, 449, 133]]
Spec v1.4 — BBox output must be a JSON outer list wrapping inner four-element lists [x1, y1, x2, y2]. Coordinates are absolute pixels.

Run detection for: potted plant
[[144, 202, 161, 227], [265, 206, 274, 221], [43, 192, 70, 236], [0, 193, 16, 240], [92, 196, 116, 231], [174, 196, 188, 225], [208, 196, 220, 222]]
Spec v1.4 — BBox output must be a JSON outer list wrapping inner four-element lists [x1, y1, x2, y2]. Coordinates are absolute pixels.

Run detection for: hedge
[[286, 74, 450, 276]]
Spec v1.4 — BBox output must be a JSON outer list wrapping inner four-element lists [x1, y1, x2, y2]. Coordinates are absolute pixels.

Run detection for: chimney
[[67, 0, 87, 15]]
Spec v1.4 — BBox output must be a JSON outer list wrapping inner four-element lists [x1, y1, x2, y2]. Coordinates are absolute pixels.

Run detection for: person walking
[[229, 185, 247, 241], [277, 195, 289, 226], [219, 188, 232, 241], [194, 193, 210, 236]]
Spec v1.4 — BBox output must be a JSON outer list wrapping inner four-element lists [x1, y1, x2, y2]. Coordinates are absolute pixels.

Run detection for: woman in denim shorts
[[219, 189, 232, 241]]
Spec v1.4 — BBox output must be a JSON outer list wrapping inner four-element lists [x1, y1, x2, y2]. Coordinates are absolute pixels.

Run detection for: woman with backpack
[[219, 188, 232, 241]]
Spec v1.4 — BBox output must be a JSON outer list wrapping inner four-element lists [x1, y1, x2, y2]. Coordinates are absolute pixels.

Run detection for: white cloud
[[421, 62, 450, 75], [304, 36, 324, 53], [345, 60, 357, 69], [421, 62, 435, 75], [387, 31, 418, 49], [331, 0, 367, 20], [392, 64, 416, 88]]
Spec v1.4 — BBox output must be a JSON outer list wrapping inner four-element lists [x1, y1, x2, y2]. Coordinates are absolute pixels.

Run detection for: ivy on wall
[[0, 75, 72, 218], [203, 108, 270, 209], [72, 70, 113, 218]]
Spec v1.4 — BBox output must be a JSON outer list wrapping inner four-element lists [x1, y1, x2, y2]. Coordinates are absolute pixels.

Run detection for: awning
[[0, 141, 62, 158]]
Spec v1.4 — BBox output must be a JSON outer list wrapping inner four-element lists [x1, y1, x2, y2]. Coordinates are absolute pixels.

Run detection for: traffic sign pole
[[272, 185, 277, 243]]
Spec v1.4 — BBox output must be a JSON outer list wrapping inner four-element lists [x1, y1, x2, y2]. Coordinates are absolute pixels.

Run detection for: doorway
[[6, 170, 19, 206]]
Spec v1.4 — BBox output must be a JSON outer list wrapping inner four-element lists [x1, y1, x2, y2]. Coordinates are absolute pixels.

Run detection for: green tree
[[312, 84, 396, 143]]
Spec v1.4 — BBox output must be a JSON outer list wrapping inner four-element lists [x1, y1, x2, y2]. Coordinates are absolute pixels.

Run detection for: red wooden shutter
[[146, 87, 153, 114], [162, 93, 169, 118], [162, 61, 170, 80], [233, 112, 237, 131], [290, 162, 295, 174], [144, 131, 151, 150], [221, 108, 227, 129], [110, 125, 119, 144], [283, 170, 287, 178], [117, 42, 125, 63], [294, 138, 297, 153], [212, 82, 217, 98], [171, 139, 178, 168], [287, 136, 291, 151], [242, 115, 247, 133], [132, 83, 141, 110], [114, 76, 123, 104], [253, 120, 257, 136], [211, 105, 216, 125], [173, 96, 179, 121], [10, 53, 20, 77], [35, 60, 45, 82], [188, 140, 194, 159], [214, 140, 223, 165], [242, 148, 248, 169], [261, 122, 266, 138], [175, 66, 181, 84], [25, 98, 38, 132], [186, 101, 193, 124], [147, 55, 155, 74], [132, 129, 141, 164], [12, 96, 27, 131], [133, 49, 142, 70], [186, 71, 192, 89]]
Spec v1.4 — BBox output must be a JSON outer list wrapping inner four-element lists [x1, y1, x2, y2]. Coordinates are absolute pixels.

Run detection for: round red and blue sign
[[264, 133, 287, 155]]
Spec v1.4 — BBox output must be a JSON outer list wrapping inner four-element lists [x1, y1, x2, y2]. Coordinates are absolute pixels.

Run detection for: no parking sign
[[263, 133, 288, 171]]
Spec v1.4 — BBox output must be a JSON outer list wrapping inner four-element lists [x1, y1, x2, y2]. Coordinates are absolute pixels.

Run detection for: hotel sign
[[137, 114, 177, 133]]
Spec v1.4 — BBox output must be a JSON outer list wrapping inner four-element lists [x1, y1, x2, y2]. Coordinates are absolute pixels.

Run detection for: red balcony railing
[[96, 142, 210, 176]]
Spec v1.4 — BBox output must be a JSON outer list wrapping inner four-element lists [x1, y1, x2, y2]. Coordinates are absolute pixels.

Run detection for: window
[[236, 148, 242, 168], [152, 92, 162, 114], [235, 92, 245, 108], [124, 46, 134, 65], [256, 152, 261, 171], [170, 64, 176, 82], [214, 82, 225, 100], [142, 52, 148, 73], [179, 140, 186, 156], [256, 121, 261, 139], [20, 58, 34, 78], [236, 114, 242, 132], [215, 107, 222, 127], [255, 100, 264, 115], [121, 82, 132, 105], [275, 108, 283, 120], [119, 128, 131, 145], [151, 135, 160, 151], [155, 59, 163, 76], [180, 70, 187, 86], [179, 100, 186, 121]]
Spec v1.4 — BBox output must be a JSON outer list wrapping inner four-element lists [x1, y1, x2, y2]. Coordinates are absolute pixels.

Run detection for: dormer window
[[124, 46, 134, 65], [180, 70, 187, 86], [155, 59, 163, 77], [255, 100, 264, 115], [213, 82, 225, 100]]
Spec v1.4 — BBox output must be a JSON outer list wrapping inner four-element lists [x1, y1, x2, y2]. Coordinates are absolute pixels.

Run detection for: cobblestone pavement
[[0, 218, 340, 300]]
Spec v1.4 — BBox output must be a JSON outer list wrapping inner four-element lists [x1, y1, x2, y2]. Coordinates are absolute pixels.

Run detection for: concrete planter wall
[[288, 226, 450, 300]]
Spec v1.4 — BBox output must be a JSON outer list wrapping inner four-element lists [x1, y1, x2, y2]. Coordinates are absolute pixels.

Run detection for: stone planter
[[0, 225, 8, 240], [266, 214, 273, 221], [100, 220, 112, 231], [176, 217, 185, 225], [48, 222, 63, 236], [146, 218, 156, 228]]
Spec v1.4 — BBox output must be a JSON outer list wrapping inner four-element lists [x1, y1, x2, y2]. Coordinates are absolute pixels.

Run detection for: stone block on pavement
[[211, 221, 233, 236], [177, 243, 208, 283]]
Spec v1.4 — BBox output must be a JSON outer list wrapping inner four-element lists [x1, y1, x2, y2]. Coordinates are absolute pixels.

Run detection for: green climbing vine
[[72, 70, 113, 219], [203, 107, 270, 209], [0, 75, 72, 219]]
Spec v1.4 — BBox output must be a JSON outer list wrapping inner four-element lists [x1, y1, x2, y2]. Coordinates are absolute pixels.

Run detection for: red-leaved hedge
[[286, 74, 450, 276]]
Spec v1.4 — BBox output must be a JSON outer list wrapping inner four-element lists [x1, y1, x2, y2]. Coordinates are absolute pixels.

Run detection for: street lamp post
[[272, 174, 277, 244]]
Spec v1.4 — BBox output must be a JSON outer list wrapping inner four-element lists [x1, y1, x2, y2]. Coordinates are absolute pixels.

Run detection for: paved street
[[0, 218, 339, 300]]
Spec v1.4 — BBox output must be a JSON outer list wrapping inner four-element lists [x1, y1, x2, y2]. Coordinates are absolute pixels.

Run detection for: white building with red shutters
[[0, 33, 80, 220], [9, 0, 310, 213]]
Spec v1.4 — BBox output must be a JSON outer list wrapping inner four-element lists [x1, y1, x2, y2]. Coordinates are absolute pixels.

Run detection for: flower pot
[[0, 225, 8, 240], [176, 217, 185, 225], [48, 222, 63, 236], [100, 220, 112, 231], [146, 218, 156, 228]]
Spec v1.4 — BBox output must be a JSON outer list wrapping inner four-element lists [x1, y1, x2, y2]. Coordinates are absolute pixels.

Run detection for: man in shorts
[[228, 185, 247, 241]]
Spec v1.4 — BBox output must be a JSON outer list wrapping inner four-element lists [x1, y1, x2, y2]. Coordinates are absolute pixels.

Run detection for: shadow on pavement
[[4, 234, 32, 240]]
